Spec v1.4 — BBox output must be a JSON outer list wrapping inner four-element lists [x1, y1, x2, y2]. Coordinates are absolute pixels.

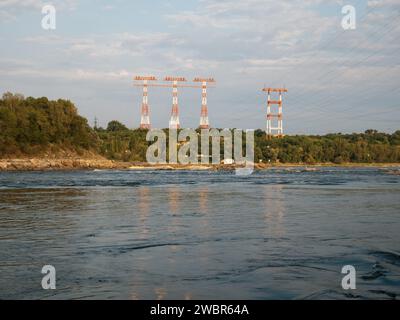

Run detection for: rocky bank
[[0, 158, 126, 171]]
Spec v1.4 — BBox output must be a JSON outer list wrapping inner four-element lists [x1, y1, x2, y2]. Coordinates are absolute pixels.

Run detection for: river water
[[0, 167, 399, 300]]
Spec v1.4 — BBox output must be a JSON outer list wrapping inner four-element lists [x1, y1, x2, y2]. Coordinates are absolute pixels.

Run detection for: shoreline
[[0, 158, 400, 172]]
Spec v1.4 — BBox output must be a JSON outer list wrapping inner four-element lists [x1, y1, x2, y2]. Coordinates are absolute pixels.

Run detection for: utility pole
[[194, 77, 215, 129], [263, 87, 288, 138], [134, 75, 215, 129], [134, 76, 157, 129], [165, 77, 187, 129]]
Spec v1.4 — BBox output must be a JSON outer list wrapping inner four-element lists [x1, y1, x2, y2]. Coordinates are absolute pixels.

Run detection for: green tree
[[107, 120, 128, 132]]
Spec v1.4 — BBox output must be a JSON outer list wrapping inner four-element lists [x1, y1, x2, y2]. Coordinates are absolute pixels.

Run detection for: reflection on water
[[168, 186, 181, 215], [168, 186, 181, 238], [0, 168, 399, 299], [155, 287, 167, 300], [198, 187, 209, 213], [137, 187, 150, 240], [263, 185, 285, 238]]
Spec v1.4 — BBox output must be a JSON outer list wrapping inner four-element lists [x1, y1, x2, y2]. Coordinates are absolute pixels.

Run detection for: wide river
[[0, 167, 399, 299]]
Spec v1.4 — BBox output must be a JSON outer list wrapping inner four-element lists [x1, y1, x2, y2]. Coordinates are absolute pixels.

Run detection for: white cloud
[[0, 0, 77, 21], [368, 0, 400, 8], [0, 65, 131, 82], [1, 0, 399, 132]]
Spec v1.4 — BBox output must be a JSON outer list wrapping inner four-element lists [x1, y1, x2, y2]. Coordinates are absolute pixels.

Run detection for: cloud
[[368, 0, 400, 8], [165, 0, 337, 61], [101, 5, 115, 11], [0, 64, 131, 82], [0, 0, 77, 21], [0, 0, 43, 10], [1, 0, 399, 132]]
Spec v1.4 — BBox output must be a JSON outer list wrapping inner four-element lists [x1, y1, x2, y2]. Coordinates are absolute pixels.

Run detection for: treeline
[[1, 93, 400, 163], [254, 130, 400, 164], [98, 125, 400, 164], [0, 93, 98, 156], [95, 121, 148, 162]]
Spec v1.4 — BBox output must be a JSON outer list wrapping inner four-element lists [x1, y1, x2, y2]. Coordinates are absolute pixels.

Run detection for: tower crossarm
[[263, 87, 288, 93]]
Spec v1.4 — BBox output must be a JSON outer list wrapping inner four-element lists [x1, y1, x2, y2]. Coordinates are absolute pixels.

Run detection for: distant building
[[221, 158, 235, 165], [198, 154, 212, 162]]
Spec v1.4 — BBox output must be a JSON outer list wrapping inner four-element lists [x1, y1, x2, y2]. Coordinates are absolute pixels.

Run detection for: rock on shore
[[0, 158, 125, 171], [1, 159, 399, 172], [0, 159, 217, 171]]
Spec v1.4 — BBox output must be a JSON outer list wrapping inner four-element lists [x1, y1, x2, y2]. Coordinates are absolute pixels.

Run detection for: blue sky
[[0, 0, 399, 133]]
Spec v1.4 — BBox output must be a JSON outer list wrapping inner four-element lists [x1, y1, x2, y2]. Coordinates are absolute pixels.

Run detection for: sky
[[0, 0, 399, 134]]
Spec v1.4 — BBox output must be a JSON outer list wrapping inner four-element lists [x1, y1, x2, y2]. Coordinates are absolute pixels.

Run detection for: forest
[[0, 92, 98, 156], [1, 93, 400, 164]]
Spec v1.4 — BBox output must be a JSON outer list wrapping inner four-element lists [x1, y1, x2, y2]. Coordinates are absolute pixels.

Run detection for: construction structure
[[164, 77, 187, 129], [194, 78, 215, 129], [262, 87, 288, 138], [134, 76, 157, 129]]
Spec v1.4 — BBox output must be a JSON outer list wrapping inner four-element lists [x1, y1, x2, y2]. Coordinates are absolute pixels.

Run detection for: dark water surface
[[0, 167, 399, 299]]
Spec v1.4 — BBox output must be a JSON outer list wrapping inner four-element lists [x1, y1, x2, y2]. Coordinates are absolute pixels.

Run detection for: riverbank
[[0, 158, 123, 171], [0, 158, 217, 171], [1, 158, 400, 172]]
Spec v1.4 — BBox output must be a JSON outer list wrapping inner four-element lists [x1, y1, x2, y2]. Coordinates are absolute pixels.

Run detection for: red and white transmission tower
[[165, 77, 186, 129], [194, 78, 215, 129], [134, 76, 157, 129], [263, 87, 288, 138]]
